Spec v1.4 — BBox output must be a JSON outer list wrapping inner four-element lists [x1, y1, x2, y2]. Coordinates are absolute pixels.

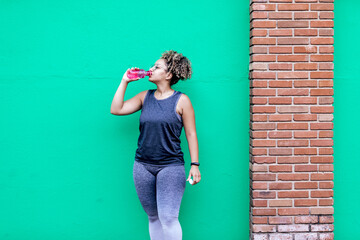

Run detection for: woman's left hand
[[187, 166, 201, 185]]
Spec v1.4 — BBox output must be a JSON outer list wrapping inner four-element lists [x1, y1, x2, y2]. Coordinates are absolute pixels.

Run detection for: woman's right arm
[[110, 67, 146, 116]]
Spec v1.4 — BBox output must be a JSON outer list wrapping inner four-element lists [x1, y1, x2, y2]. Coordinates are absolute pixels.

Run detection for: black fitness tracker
[[191, 162, 200, 167]]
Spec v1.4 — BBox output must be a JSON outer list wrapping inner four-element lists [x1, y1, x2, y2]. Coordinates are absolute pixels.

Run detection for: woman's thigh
[[133, 161, 158, 216], [156, 165, 186, 217]]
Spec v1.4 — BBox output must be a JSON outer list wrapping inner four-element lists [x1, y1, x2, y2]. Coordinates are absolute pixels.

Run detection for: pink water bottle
[[127, 68, 152, 79]]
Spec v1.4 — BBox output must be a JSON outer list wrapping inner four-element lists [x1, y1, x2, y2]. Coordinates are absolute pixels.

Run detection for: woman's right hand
[[122, 67, 141, 83]]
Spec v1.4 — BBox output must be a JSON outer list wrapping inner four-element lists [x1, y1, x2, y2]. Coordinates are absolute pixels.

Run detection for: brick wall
[[249, 0, 334, 239]]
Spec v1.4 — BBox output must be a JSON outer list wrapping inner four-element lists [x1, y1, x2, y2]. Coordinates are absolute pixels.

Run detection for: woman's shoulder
[[138, 89, 153, 105]]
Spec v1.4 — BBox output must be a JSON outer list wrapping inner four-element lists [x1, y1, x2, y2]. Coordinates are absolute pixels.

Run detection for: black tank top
[[135, 89, 184, 166]]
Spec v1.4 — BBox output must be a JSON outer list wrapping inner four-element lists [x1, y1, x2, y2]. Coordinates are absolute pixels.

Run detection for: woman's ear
[[166, 71, 173, 80]]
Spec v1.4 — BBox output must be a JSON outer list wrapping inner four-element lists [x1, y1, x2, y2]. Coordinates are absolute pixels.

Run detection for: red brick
[[278, 38, 309, 45], [295, 29, 318, 36], [311, 3, 334, 11], [278, 4, 309, 11], [269, 115, 292, 122], [278, 21, 309, 28], [251, 11, 268, 20], [311, 71, 334, 79], [319, 182, 333, 189], [278, 72, 309, 79], [269, 81, 292, 88], [269, 46, 292, 53], [318, 148, 333, 155], [293, 114, 317, 121], [319, 199, 333, 206], [311, 190, 333, 198], [310, 123, 333, 130], [269, 199, 292, 207], [278, 208, 309, 216], [251, 115, 268, 122], [251, 97, 267, 105], [294, 97, 317, 104], [310, 139, 333, 147], [252, 55, 277, 62], [311, 173, 334, 181], [278, 174, 309, 181], [253, 182, 268, 189], [253, 217, 268, 224], [252, 106, 276, 113], [319, 46, 334, 53], [269, 165, 292, 172], [269, 216, 293, 225], [251, 38, 277, 45], [251, 46, 268, 54], [294, 131, 317, 138], [252, 156, 276, 164], [294, 12, 318, 19], [252, 123, 276, 130], [310, 106, 334, 113], [310, 89, 333, 96], [294, 80, 318, 88], [269, 97, 292, 105], [252, 225, 277, 233], [269, 29, 292, 36], [294, 63, 318, 70], [278, 89, 309, 96], [295, 199, 317, 206], [252, 139, 276, 147], [311, 224, 334, 232], [295, 216, 318, 224], [278, 55, 309, 62], [278, 156, 309, 164], [294, 148, 317, 155], [277, 105, 309, 113], [252, 199, 268, 207], [253, 173, 277, 181], [251, 4, 277, 11], [295, 182, 318, 189], [269, 12, 292, 19], [320, 12, 334, 19], [294, 46, 317, 53], [278, 191, 309, 198], [311, 207, 334, 215], [251, 29, 268, 37], [310, 20, 334, 28], [311, 55, 333, 62], [251, 21, 277, 28], [269, 182, 292, 190], [278, 140, 308, 147], [253, 208, 277, 216], [311, 156, 333, 163], [269, 148, 292, 155], [295, 165, 318, 172], [268, 131, 292, 138], [251, 89, 276, 96], [269, 63, 292, 70], [319, 216, 334, 223], [253, 191, 277, 199], [278, 123, 308, 130], [251, 131, 268, 138]]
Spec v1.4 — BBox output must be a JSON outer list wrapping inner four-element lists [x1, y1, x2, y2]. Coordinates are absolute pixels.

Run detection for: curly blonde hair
[[160, 50, 192, 86]]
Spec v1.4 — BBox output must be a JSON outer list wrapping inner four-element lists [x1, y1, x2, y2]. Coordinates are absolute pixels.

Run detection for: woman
[[110, 50, 201, 240]]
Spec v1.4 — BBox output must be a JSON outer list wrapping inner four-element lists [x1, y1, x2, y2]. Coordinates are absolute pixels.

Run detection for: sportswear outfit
[[133, 89, 186, 240]]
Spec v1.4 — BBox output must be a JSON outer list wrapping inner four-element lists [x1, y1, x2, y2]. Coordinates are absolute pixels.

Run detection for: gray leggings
[[133, 160, 186, 240]]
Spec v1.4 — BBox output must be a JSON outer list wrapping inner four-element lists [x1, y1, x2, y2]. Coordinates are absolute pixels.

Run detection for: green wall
[[0, 1, 250, 239], [333, 1, 360, 239]]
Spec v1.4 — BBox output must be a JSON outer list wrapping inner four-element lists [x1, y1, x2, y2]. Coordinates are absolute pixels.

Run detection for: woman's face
[[148, 59, 172, 83]]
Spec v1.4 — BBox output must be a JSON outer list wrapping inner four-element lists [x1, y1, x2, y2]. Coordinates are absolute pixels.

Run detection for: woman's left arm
[[181, 94, 201, 185]]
